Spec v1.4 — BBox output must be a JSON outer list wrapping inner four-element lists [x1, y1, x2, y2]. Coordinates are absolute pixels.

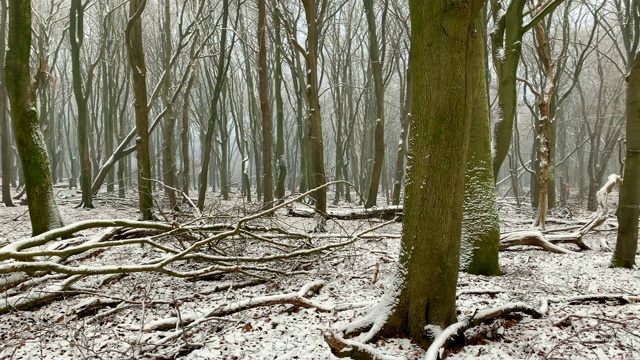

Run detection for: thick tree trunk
[[461, 16, 501, 276], [125, 0, 153, 220], [5, 0, 64, 235], [612, 51, 640, 268], [379, 0, 483, 347]]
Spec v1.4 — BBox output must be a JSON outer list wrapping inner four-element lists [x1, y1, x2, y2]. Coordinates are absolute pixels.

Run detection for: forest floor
[[0, 188, 639, 359]]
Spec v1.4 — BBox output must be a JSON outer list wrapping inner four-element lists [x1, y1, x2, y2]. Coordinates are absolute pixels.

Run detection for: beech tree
[[612, 51, 640, 269], [125, 0, 153, 220], [5, 0, 64, 235], [0, 0, 13, 207], [461, 15, 500, 276], [328, 0, 486, 353]]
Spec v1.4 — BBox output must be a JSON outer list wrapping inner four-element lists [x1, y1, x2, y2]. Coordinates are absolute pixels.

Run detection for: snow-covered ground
[[0, 189, 638, 359]]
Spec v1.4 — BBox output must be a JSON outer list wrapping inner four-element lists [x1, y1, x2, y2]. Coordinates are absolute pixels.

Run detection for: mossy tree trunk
[[461, 16, 501, 276], [612, 51, 640, 268], [125, 0, 153, 220], [5, 0, 63, 235], [379, 0, 484, 348]]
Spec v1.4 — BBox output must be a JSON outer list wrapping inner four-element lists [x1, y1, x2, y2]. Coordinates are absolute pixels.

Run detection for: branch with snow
[[424, 303, 544, 360]]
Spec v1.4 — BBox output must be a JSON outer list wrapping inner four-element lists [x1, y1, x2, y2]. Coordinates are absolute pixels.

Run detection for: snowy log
[[287, 205, 403, 220], [500, 231, 576, 253]]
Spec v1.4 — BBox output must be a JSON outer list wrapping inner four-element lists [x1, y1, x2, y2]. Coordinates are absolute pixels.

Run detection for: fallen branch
[[141, 280, 329, 331], [287, 204, 403, 221], [539, 293, 640, 315], [425, 303, 544, 360], [500, 231, 577, 253], [500, 174, 622, 253]]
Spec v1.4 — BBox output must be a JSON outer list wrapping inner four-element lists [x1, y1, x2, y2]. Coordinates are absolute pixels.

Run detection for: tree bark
[[161, 0, 178, 210], [363, 0, 385, 209], [5, 0, 64, 235], [273, 5, 286, 204], [69, 0, 94, 209], [0, 0, 13, 207], [258, 0, 273, 210], [301, 0, 327, 215], [125, 0, 154, 220], [461, 16, 501, 276], [612, 51, 640, 268], [379, 0, 483, 347], [196, 0, 230, 211]]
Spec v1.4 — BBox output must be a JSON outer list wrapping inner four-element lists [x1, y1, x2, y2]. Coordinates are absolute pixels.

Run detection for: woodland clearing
[[0, 188, 638, 360]]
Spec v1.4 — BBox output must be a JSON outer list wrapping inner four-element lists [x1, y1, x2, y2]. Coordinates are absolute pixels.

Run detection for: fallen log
[[501, 174, 622, 253], [287, 204, 403, 220]]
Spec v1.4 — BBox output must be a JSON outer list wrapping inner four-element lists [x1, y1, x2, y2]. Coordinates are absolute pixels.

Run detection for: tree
[[290, 0, 328, 214], [160, 0, 178, 210], [196, 0, 231, 211], [330, 0, 485, 352], [363, 0, 385, 209], [612, 51, 640, 269], [0, 0, 13, 207], [490, 0, 567, 179], [461, 15, 501, 276], [125, 0, 153, 220], [273, 3, 286, 204], [5, 0, 64, 235], [70, 0, 102, 209], [258, 0, 273, 210]]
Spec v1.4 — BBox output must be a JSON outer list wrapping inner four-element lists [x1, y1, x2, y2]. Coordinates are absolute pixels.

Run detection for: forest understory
[[0, 188, 639, 360]]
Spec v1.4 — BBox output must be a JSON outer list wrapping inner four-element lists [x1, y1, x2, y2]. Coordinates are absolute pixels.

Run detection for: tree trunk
[[461, 16, 501, 276], [392, 51, 412, 206], [612, 51, 640, 268], [302, 0, 327, 214], [161, 0, 177, 210], [125, 0, 153, 220], [533, 21, 555, 230], [196, 0, 229, 211], [273, 5, 286, 204], [5, 0, 64, 235], [0, 0, 13, 207], [258, 0, 273, 210], [69, 0, 93, 208], [363, 0, 385, 209], [379, 0, 483, 347]]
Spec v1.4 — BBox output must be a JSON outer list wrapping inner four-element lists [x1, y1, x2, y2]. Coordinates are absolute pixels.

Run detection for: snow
[[0, 189, 639, 359]]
